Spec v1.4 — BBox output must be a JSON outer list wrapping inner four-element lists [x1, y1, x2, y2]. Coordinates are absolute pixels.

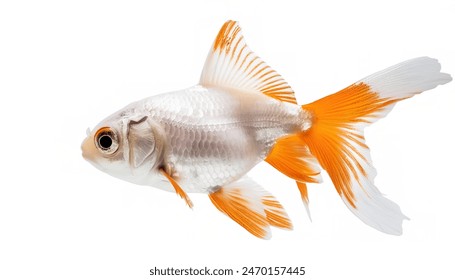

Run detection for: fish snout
[[81, 136, 98, 163]]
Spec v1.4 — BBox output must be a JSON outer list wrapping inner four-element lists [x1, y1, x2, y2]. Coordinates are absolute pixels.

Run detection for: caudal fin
[[300, 57, 451, 234]]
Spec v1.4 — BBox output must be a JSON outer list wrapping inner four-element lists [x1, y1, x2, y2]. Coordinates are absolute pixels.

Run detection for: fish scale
[[143, 85, 302, 192]]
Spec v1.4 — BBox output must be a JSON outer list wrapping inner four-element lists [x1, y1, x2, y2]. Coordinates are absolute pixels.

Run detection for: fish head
[[81, 107, 166, 184]]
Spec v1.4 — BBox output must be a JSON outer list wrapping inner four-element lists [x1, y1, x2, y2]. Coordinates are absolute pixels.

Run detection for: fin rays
[[208, 178, 292, 239], [265, 135, 321, 218], [299, 57, 451, 234], [160, 169, 194, 208], [200, 20, 297, 104]]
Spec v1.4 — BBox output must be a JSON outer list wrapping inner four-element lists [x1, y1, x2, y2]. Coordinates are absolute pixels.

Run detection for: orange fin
[[208, 177, 292, 239], [160, 169, 193, 209], [265, 135, 321, 184], [265, 135, 321, 219], [298, 57, 451, 234], [300, 83, 407, 234], [296, 182, 311, 221], [262, 195, 293, 230], [200, 20, 297, 104]]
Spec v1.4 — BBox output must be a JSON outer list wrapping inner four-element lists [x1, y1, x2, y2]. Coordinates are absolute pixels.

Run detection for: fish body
[[81, 20, 452, 239], [88, 85, 307, 193], [141, 85, 307, 193]]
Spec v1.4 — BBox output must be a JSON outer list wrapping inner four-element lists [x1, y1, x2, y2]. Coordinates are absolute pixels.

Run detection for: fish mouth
[[81, 127, 92, 160], [81, 136, 98, 163]]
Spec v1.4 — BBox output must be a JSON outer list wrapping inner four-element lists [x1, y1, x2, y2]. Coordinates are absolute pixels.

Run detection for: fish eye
[[99, 135, 112, 149], [94, 127, 119, 154]]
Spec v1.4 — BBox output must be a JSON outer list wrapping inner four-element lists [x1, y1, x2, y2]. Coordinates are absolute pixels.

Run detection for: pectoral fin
[[160, 169, 193, 209]]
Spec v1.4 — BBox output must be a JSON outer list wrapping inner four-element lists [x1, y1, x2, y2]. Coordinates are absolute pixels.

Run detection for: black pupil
[[99, 135, 113, 149]]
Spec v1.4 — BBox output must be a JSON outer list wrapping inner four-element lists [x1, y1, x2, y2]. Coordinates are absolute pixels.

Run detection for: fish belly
[[144, 85, 301, 192]]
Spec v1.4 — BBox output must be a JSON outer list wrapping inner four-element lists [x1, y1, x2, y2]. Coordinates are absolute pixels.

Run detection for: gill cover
[[127, 116, 156, 168]]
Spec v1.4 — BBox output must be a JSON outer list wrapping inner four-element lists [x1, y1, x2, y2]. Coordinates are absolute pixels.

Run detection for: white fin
[[362, 57, 452, 100], [301, 57, 451, 235], [200, 20, 297, 104], [348, 57, 451, 234], [208, 177, 292, 239]]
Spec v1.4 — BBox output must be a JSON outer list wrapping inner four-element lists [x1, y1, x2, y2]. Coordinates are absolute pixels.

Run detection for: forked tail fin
[[299, 57, 451, 234]]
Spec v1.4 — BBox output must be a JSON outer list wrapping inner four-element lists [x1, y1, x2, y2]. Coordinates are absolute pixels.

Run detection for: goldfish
[[81, 20, 451, 239]]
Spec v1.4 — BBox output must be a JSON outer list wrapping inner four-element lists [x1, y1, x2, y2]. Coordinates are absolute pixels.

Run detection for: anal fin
[[265, 135, 321, 219], [208, 177, 292, 239], [296, 182, 311, 221], [265, 135, 322, 184]]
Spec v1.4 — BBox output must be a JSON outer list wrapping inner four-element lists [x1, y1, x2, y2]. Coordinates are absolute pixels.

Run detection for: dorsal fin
[[200, 20, 297, 104]]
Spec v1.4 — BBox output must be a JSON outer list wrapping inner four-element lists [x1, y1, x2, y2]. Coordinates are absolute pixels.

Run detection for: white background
[[1, 0, 454, 279]]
